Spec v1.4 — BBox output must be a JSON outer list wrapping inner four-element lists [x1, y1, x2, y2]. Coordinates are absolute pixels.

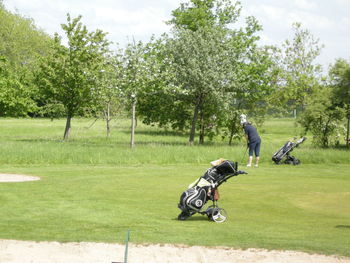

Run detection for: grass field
[[0, 117, 349, 257]]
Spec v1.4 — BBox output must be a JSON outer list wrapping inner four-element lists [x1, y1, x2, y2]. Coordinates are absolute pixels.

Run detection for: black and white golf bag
[[177, 160, 246, 223], [272, 137, 306, 165]]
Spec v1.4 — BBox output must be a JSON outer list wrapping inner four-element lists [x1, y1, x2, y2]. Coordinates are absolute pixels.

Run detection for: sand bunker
[[0, 174, 40, 182], [1, 240, 350, 263]]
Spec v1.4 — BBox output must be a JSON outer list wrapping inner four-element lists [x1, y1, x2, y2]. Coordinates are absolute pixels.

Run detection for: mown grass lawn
[[0, 117, 349, 257]]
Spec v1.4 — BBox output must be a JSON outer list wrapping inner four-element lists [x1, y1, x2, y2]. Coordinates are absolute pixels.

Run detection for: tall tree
[[136, 37, 180, 129], [0, 2, 52, 72], [98, 53, 124, 137], [136, 0, 271, 145], [166, 0, 239, 145], [329, 58, 350, 147], [0, 2, 52, 116], [166, 26, 235, 145], [121, 41, 149, 148], [221, 17, 274, 145], [36, 14, 110, 140], [166, 0, 271, 145], [271, 23, 323, 116], [297, 86, 344, 147]]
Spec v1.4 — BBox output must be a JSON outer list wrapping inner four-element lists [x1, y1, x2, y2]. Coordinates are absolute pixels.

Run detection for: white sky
[[3, 0, 350, 72]]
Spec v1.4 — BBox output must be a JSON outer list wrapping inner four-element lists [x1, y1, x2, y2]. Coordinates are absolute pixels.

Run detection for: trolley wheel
[[211, 207, 228, 223]]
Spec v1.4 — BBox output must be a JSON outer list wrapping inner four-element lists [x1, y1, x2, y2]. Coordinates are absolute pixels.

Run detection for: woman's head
[[240, 114, 247, 125]]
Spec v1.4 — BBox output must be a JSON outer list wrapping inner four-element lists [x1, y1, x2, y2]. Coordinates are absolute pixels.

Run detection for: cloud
[[286, 11, 334, 30], [260, 5, 286, 22], [92, 6, 171, 45], [293, 0, 317, 10], [333, 0, 350, 4]]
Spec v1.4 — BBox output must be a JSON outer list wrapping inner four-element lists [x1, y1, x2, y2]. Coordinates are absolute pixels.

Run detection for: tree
[[0, 3, 52, 72], [329, 58, 350, 147], [166, 26, 236, 145], [297, 86, 344, 147], [166, 0, 240, 145], [0, 3, 52, 116], [166, 1, 273, 145], [270, 23, 323, 116], [135, 36, 179, 128], [37, 14, 110, 140], [220, 17, 274, 145], [136, 0, 272, 145], [0, 56, 37, 116], [99, 53, 125, 137], [121, 41, 149, 148]]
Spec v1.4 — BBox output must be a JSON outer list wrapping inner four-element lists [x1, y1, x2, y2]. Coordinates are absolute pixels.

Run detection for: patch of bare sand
[[0, 174, 40, 182], [1, 240, 349, 263]]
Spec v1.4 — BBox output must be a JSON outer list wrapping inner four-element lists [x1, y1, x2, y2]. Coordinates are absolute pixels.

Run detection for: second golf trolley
[[177, 159, 247, 223], [272, 137, 307, 165]]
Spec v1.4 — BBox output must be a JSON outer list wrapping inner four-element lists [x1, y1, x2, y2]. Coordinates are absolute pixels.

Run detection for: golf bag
[[177, 160, 247, 223], [272, 137, 306, 165]]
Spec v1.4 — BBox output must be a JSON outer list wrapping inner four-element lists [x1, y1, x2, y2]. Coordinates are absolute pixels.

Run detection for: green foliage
[[137, 37, 186, 129], [168, 0, 242, 31], [329, 58, 350, 146], [0, 3, 52, 117], [142, 1, 273, 145], [96, 53, 125, 136], [36, 14, 111, 139], [0, 3, 52, 72], [0, 57, 37, 116], [140, 1, 262, 144], [221, 18, 274, 143], [269, 23, 323, 115], [121, 41, 149, 100], [297, 87, 345, 147], [330, 59, 350, 106], [167, 26, 234, 144], [297, 59, 350, 147]]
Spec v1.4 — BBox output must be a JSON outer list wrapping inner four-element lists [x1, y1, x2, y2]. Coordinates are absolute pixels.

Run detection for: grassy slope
[[0, 118, 349, 256]]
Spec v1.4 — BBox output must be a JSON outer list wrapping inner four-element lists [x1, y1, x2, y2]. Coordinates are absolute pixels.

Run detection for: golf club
[[240, 146, 248, 164]]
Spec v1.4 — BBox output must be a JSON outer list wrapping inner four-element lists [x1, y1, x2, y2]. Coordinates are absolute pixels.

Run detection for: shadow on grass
[[172, 216, 211, 222], [335, 225, 350, 229], [15, 138, 64, 143], [16, 138, 190, 147], [121, 129, 187, 137]]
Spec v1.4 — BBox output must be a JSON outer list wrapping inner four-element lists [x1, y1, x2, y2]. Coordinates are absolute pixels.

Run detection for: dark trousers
[[249, 140, 261, 157]]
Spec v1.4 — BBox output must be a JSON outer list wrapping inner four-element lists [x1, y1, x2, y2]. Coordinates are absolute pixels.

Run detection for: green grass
[[0, 117, 349, 257]]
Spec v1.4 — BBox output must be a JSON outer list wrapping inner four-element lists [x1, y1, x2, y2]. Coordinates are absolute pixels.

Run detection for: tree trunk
[[199, 110, 205, 144], [189, 103, 200, 146], [63, 114, 72, 140], [229, 112, 239, 146], [229, 120, 235, 146], [130, 98, 136, 148], [347, 116, 350, 147], [105, 102, 110, 138]]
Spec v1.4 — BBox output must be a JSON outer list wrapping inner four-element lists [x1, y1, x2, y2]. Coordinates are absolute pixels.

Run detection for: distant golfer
[[240, 114, 261, 167]]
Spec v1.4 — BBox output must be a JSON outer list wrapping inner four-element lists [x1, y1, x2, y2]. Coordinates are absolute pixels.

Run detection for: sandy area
[[0, 174, 40, 182], [0, 240, 350, 263]]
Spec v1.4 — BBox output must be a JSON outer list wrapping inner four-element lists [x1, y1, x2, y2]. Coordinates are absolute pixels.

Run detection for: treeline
[[0, 0, 349, 147]]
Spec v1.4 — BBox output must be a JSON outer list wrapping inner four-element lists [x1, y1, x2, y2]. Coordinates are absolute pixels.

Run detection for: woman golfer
[[240, 114, 261, 167]]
